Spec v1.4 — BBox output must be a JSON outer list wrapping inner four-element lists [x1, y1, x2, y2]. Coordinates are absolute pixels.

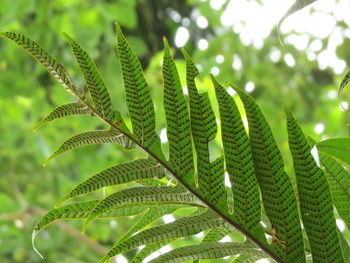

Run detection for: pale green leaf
[[148, 242, 265, 263], [99, 211, 226, 263], [34, 200, 147, 233], [83, 186, 203, 231], [317, 138, 350, 167]]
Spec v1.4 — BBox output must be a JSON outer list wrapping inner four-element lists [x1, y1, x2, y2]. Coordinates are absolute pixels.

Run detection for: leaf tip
[[61, 31, 70, 40], [32, 229, 44, 260], [43, 157, 53, 167], [114, 22, 123, 36]]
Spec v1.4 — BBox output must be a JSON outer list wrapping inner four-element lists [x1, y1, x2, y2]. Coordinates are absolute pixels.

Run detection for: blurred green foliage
[[0, 0, 349, 262]]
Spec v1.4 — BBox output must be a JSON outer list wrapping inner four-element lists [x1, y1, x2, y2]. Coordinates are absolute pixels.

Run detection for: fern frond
[[33, 103, 92, 130], [148, 242, 265, 263], [98, 211, 226, 263], [62, 32, 113, 119], [182, 49, 220, 202], [212, 76, 261, 231], [233, 87, 305, 262], [115, 23, 162, 157], [57, 158, 165, 206], [83, 186, 203, 231], [45, 129, 131, 165], [285, 108, 344, 262], [0, 32, 78, 94], [320, 153, 350, 228], [162, 38, 194, 184]]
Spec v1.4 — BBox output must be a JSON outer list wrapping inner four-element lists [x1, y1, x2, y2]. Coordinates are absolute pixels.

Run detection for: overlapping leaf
[[83, 185, 203, 231], [63, 32, 113, 119], [162, 38, 194, 184], [233, 87, 305, 262], [33, 103, 92, 130], [286, 108, 344, 262], [193, 226, 232, 263], [45, 129, 131, 165], [149, 242, 265, 263], [0, 32, 78, 94], [57, 158, 165, 206], [99, 211, 226, 263], [34, 200, 147, 233], [132, 242, 170, 263], [212, 76, 261, 231], [116, 205, 182, 244]]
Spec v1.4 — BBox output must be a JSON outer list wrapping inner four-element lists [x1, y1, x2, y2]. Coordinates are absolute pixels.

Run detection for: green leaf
[[182, 48, 218, 200], [115, 205, 182, 244], [339, 69, 350, 99], [200, 227, 232, 244], [99, 211, 226, 263], [63, 32, 113, 119], [162, 38, 194, 183], [148, 242, 265, 263], [233, 87, 305, 262], [132, 242, 169, 263], [0, 32, 78, 94], [57, 158, 165, 206], [33, 103, 92, 130], [208, 156, 227, 208], [320, 153, 350, 228], [212, 76, 261, 231], [317, 138, 350, 167], [339, 231, 350, 263], [115, 24, 161, 153], [45, 129, 131, 165], [233, 254, 267, 263], [193, 226, 233, 263], [285, 108, 344, 262], [83, 186, 203, 231], [34, 200, 147, 233]]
